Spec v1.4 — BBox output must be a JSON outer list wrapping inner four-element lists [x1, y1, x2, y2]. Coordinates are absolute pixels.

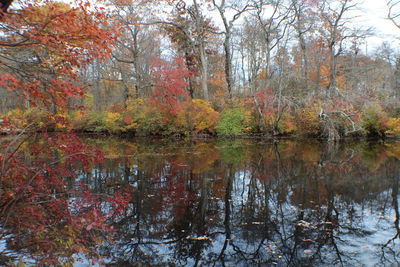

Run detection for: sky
[[205, 0, 400, 53], [357, 0, 400, 50]]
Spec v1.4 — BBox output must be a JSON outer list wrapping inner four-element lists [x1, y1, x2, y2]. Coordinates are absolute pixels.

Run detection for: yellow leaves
[[84, 93, 94, 109], [176, 99, 219, 134], [6, 109, 27, 128], [295, 104, 321, 136], [386, 118, 400, 135], [5, 108, 49, 129], [361, 103, 389, 136], [104, 111, 122, 132], [105, 111, 121, 124], [126, 98, 145, 113], [385, 143, 400, 160]]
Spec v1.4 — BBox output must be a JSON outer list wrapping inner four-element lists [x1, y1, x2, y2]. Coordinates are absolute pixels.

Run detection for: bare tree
[[317, 0, 358, 97], [252, 0, 293, 90], [212, 0, 252, 98], [291, 0, 315, 93], [387, 0, 400, 29]]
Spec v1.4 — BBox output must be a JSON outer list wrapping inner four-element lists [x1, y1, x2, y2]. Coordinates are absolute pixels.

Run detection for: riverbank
[[1, 98, 399, 140]]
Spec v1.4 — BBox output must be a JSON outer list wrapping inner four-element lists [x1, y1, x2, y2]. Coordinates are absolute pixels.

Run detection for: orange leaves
[[209, 71, 227, 90], [318, 64, 346, 91], [295, 104, 321, 136], [0, 0, 117, 110], [176, 99, 219, 134], [386, 118, 400, 136]]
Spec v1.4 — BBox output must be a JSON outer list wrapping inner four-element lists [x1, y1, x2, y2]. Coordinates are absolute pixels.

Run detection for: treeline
[[1, 0, 400, 139]]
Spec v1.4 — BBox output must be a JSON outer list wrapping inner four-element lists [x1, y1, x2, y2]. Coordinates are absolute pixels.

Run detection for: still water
[[1, 136, 400, 266]]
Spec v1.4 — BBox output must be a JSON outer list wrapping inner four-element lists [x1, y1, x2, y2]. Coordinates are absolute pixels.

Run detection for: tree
[[0, 0, 116, 112], [107, 0, 160, 105], [388, 0, 400, 29], [317, 0, 358, 97], [150, 57, 191, 116], [251, 0, 293, 90], [212, 0, 252, 98], [291, 0, 316, 92], [190, 0, 213, 100], [0, 1, 132, 264]]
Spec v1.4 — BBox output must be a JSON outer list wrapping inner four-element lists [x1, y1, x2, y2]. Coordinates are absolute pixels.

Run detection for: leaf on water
[[187, 236, 209, 241]]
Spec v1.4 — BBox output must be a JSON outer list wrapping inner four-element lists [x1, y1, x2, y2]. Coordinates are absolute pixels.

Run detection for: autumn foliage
[[0, 0, 116, 109], [0, 1, 132, 265], [0, 132, 132, 265], [150, 57, 191, 116]]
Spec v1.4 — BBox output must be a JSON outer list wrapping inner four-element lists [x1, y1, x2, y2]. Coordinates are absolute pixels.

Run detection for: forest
[[0, 0, 399, 140]]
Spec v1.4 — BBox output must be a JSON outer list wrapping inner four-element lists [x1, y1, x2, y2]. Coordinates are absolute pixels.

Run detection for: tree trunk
[[224, 34, 233, 98], [199, 43, 209, 100], [193, 0, 209, 101]]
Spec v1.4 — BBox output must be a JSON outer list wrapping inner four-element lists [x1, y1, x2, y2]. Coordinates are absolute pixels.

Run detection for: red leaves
[[0, 132, 129, 265], [150, 57, 191, 116], [0, 0, 117, 110], [254, 89, 279, 116]]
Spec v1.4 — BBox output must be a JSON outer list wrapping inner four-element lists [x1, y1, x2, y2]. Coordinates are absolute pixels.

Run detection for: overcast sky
[[205, 0, 400, 52], [357, 0, 399, 50]]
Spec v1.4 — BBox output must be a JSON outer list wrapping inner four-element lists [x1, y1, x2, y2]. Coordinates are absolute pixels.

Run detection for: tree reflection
[[0, 133, 131, 265], [3, 137, 400, 265]]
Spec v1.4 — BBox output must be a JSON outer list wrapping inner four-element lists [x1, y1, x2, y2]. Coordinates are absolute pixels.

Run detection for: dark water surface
[[3, 137, 400, 266]]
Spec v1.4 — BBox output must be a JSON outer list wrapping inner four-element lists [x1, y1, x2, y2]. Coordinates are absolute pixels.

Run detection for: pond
[[1, 136, 400, 266]]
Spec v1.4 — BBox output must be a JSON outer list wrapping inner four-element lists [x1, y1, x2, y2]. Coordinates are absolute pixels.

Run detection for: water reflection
[[3, 137, 400, 266], [79, 138, 399, 266]]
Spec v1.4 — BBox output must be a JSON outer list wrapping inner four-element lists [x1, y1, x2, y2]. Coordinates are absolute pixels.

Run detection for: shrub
[[278, 113, 297, 135], [126, 98, 176, 135], [295, 104, 321, 136], [216, 107, 246, 136], [361, 103, 389, 137], [120, 98, 146, 132], [386, 117, 400, 136], [103, 111, 123, 133], [5, 108, 48, 130], [175, 99, 219, 135], [69, 111, 100, 132], [51, 112, 70, 130], [137, 110, 169, 135], [69, 110, 88, 131]]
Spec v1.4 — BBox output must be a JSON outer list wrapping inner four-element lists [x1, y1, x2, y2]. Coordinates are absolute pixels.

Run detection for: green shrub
[[70, 111, 106, 132], [216, 108, 246, 136], [361, 104, 389, 137]]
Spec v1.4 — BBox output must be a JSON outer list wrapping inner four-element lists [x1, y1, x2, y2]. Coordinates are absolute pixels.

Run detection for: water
[[1, 136, 400, 266]]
